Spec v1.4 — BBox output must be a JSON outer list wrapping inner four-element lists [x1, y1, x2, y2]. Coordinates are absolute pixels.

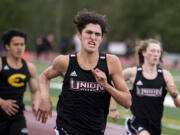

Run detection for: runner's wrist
[[172, 92, 178, 99], [110, 108, 117, 112]]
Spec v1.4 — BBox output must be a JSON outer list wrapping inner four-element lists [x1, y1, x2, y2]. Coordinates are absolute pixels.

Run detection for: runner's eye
[[95, 32, 101, 37], [86, 31, 93, 35]]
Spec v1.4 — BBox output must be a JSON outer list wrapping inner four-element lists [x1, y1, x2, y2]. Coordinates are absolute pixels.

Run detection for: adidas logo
[[136, 80, 143, 85], [4, 65, 9, 70], [70, 71, 77, 77], [138, 127, 143, 132], [137, 67, 142, 71], [158, 69, 162, 73], [100, 56, 105, 59], [70, 54, 76, 57], [21, 128, 28, 134]]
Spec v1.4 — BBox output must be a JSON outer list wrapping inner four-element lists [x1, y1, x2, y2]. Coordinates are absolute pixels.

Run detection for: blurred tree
[[0, 0, 28, 35], [1, 0, 180, 52]]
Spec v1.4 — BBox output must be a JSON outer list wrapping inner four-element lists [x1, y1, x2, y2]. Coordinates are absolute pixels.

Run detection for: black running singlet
[[0, 57, 30, 114], [56, 54, 111, 135], [130, 66, 167, 128]]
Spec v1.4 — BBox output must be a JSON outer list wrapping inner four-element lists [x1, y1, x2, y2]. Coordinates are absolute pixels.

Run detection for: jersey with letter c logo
[[8, 74, 26, 87]]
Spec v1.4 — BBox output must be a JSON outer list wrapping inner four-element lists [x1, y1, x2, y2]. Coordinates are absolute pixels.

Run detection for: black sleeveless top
[[0, 57, 30, 115], [131, 66, 167, 127], [56, 54, 111, 135]]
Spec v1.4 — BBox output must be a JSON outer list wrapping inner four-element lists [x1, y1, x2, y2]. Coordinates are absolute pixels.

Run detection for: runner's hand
[[0, 99, 19, 116], [36, 97, 52, 123], [108, 109, 119, 121], [32, 99, 39, 117], [91, 68, 108, 88]]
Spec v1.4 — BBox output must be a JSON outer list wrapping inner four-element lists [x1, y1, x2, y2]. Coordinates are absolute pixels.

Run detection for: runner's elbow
[[124, 94, 132, 109]]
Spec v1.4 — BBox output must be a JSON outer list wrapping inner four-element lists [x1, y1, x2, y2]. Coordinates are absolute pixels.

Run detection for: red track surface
[[24, 109, 126, 135]]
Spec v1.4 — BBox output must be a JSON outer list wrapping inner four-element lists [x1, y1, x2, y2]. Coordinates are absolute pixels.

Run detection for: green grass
[[24, 61, 180, 135]]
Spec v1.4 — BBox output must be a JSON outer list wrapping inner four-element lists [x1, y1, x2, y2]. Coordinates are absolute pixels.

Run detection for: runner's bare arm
[[27, 62, 40, 116], [108, 55, 131, 108], [37, 55, 69, 123], [92, 55, 131, 108], [163, 70, 180, 107], [122, 67, 137, 84], [109, 97, 119, 121]]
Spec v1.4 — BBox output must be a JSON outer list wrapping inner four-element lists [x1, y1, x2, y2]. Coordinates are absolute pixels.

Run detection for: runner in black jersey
[[0, 29, 39, 135], [36, 9, 131, 135], [123, 39, 180, 135]]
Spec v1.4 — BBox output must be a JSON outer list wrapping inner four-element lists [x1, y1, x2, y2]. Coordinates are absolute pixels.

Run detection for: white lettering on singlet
[[136, 86, 163, 97], [70, 79, 105, 92]]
